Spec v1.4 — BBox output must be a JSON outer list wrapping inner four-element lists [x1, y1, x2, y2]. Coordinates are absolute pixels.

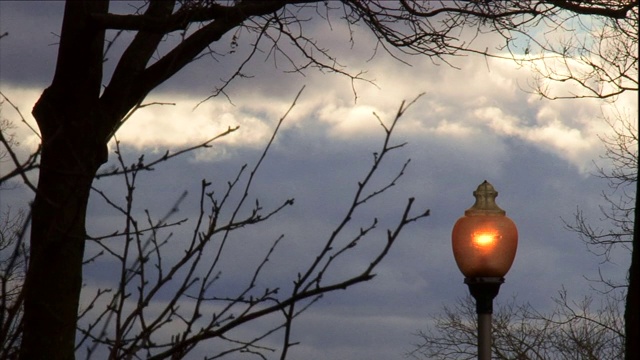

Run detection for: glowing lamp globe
[[452, 181, 518, 278]]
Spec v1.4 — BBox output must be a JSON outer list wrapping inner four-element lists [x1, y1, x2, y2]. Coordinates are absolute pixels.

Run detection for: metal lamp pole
[[465, 277, 503, 360]]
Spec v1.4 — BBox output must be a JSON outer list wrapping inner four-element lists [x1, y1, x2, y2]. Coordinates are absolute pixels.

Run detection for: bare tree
[[409, 291, 624, 360], [0, 206, 27, 360], [409, 86, 637, 360], [0, 93, 40, 191], [508, 4, 639, 355], [565, 113, 637, 289], [3, 86, 429, 359], [478, 1, 639, 355], [2, 1, 636, 359], [509, 2, 638, 100], [76, 93, 429, 359], [0, 95, 36, 360]]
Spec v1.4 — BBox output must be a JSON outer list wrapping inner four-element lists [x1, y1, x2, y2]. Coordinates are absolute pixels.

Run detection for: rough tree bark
[[626, 138, 639, 359], [20, 2, 110, 359]]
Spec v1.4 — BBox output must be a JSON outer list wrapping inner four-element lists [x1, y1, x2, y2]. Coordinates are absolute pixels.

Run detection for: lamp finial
[[465, 180, 505, 216]]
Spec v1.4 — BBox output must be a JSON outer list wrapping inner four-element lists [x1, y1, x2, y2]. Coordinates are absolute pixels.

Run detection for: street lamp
[[451, 181, 518, 360]]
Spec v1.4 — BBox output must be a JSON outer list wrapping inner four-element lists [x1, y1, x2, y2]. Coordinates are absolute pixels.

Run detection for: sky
[[0, 2, 637, 360]]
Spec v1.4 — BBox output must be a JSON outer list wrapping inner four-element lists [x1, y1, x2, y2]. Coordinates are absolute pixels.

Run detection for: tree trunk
[[625, 123, 640, 360], [20, 94, 102, 360], [19, 2, 109, 359]]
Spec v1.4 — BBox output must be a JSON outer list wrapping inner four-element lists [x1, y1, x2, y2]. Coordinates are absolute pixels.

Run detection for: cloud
[[3, 4, 632, 174], [114, 97, 272, 151], [473, 105, 597, 170]]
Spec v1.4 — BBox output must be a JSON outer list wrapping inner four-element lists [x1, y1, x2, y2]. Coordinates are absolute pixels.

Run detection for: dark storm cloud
[[0, 1, 63, 87]]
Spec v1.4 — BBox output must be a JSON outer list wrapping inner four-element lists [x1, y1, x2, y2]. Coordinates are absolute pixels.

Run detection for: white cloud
[[4, 28, 629, 175], [0, 86, 41, 150], [115, 97, 269, 151], [472, 98, 612, 172], [316, 102, 386, 139]]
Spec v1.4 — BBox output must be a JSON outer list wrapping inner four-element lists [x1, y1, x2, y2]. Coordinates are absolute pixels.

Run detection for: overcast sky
[[0, 2, 637, 360]]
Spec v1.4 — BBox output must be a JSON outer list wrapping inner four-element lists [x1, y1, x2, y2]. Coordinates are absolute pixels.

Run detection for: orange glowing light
[[451, 181, 518, 278], [473, 232, 496, 248]]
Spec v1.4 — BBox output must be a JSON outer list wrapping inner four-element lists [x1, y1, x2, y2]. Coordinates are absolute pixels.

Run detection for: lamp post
[[451, 181, 518, 360]]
